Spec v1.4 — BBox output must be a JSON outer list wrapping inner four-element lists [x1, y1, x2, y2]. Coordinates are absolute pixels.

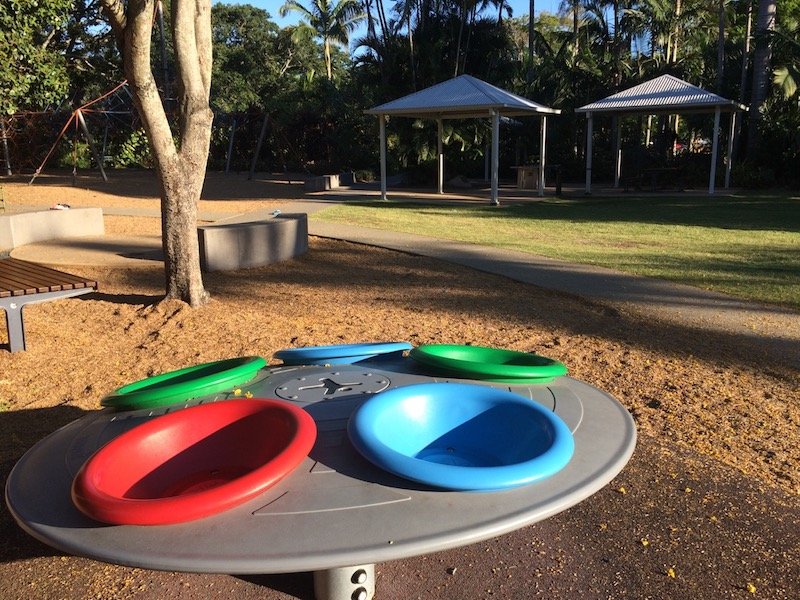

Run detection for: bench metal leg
[[313, 564, 375, 600], [1, 299, 26, 352], [1, 288, 94, 352]]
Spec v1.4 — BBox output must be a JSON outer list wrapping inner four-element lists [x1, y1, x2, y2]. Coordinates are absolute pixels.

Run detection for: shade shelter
[[576, 75, 747, 194], [365, 75, 561, 205]]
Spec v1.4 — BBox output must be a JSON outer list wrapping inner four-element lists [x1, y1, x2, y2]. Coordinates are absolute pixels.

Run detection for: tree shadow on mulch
[[0, 406, 87, 563]]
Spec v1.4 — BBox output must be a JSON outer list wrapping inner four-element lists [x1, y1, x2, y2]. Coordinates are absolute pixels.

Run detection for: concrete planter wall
[[197, 213, 308, 272], [0, 208, 105, 251]]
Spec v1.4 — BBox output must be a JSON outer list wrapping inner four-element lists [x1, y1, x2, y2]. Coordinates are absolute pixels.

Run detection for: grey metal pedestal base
[[314, 564, 375, 600]]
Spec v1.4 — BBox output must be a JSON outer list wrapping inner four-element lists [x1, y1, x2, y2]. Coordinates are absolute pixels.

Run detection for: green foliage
[[279, 0, 365, 79], [56, 139, 92, 169], [0, 0, 72, 114], [731, 162, 776, 189], [211, 4, 281, 113], [4, 0, 799, 188], [110, 129, 154, 168]]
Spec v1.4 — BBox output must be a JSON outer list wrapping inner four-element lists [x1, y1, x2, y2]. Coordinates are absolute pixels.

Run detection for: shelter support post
[[379, 115, 387, 201], [709, 107, 721, 194], [585, 113, 593, 195], [538, 116, 547, 197], [75, 109, 108, 182], [437, 119, 444, 194], [725, 111, 736, 189], [491, 110, 500, 205], [614, 117, 622, 188]]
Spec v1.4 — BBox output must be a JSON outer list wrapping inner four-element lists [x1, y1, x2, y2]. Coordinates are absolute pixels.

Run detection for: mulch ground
[[0, 173, 797, 599]]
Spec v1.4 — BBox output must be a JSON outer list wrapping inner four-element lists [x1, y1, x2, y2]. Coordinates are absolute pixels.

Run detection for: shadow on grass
[[328, 193, 800, 233]]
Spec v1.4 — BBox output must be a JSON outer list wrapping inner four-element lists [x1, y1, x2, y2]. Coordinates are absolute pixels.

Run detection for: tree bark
[[102, 0, 211, 306], [717, 0, 725, 91], [747, 0, 777, 158]]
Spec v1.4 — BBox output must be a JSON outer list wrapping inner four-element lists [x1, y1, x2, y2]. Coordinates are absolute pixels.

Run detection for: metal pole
[[725, 111, 736, 189], [709, 106, 721, 194], [75, 109, 108, 182], [437, 118, 444, 194], [225, 118, 237, 174], [538, 115, 546, 197], [249, 114, 269, 180], [585, 113, 593, 194], [491, 110, 500, 205], [1, 118, 12, 175], [379, 115, 387, 201]]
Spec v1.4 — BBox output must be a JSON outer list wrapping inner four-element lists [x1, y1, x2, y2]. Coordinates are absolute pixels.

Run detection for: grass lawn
[[313, 193, 800, 310]]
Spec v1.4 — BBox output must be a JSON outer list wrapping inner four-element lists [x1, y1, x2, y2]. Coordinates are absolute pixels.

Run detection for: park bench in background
[[0, 258, 97, 352]]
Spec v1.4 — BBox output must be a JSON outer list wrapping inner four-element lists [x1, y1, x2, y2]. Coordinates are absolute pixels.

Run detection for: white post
[[491, 110, 500, 205], [538, 115, 547, 197], [379, 115, 387, 201], [709, 106, 721, 194], [585, 112, 593, 194], [725, 111, 737, 189], [614, 118, 622, 188], [437, 118, 444, 194]]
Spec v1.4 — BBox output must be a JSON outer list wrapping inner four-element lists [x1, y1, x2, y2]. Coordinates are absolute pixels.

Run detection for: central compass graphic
[[273, 370, 392, 402], [300, 377, 362, 395]]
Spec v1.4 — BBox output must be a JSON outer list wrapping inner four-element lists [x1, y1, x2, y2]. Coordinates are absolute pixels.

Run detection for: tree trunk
[[324, 39, 333, 79], [717, 0, 725, 91], [573, 1, 579, 58], [454, 0, 467, 77], [613, 0, 620, 88], [528, 0, 535, 61], [747, 0, 777, 158], [159, 155, 210, 304], [103, 0, 211, 307]]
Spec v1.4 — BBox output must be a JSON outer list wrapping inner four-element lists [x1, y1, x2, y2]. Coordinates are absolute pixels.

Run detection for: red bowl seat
[[72, 399, 316, 525]]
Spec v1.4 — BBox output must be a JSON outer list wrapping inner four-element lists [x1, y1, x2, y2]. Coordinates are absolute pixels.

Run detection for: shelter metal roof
[[576, 74, 747, 115], [365, 75, 561, 118]]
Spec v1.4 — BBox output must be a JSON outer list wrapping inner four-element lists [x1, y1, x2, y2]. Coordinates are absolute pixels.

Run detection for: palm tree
[[747, 0, 776, 157], [280, 0, 365, 80], [559, 0, 582, 57]]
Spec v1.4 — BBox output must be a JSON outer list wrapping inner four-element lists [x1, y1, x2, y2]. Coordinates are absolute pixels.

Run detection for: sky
[[218, 1, 563, 33]]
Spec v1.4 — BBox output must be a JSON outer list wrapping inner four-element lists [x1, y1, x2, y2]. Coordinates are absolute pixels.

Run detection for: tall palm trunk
[[612, 0, 620, 87], [528, 0, 535, 61], [573, 1, 579, 57], [408, 10, 417, 89], [324, 39, 333, 79], [454, 0, 467, 76], [717, 0, 725, 91], [747, 0, 777, 158]]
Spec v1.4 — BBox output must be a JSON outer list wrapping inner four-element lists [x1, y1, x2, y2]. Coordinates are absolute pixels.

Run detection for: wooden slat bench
[[0, 258, 98, 352]]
